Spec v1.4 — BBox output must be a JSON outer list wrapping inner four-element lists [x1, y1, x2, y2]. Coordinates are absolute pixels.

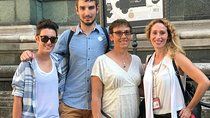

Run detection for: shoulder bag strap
[[147, 55, 152, 64], [172, 59, 185, 95], [66, 30, 74, 73], [101, 27, 110, 53], [67, 30, 75, 55], [101, 110, 111, 118]]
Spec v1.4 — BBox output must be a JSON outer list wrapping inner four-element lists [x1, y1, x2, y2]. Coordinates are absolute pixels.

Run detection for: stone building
[[0, 0, 210, 117]]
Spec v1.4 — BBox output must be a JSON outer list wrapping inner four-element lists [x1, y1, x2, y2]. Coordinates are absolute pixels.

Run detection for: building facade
[[0, 0, 210, 117]]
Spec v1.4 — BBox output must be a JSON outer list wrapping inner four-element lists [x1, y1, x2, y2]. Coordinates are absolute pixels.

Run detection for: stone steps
[[133, 28, 210, 51], [0, 19, 210, 36], [0, 25, 72, 36], [0, 63, 210, 81], [0, 91, 13, 108], [1, 21, 210, 64], [0, 25, 36, 36], [172, 20, 210, 32], [0, 91, 13, 118], [131, 37, 210, 51], [201, 91, 210, 117]]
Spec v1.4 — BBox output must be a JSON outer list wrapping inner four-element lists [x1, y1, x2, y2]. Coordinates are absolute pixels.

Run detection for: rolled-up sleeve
[[12, 62, 26, 97], [91, 56, 103, 81]]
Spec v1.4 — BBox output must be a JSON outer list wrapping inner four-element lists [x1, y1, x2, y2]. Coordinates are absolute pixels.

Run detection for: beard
[[80, 17, 96, 26]]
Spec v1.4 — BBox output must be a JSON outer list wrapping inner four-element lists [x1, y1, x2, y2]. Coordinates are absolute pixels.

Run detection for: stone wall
[[167, 0, 210, 20], [0, 0, 78, 26], [1, 0, 210, 26]]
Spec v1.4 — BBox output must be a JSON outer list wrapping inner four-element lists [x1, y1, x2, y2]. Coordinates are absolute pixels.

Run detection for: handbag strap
[[101, 110, 111, 118], [172, 59, 185, 96]]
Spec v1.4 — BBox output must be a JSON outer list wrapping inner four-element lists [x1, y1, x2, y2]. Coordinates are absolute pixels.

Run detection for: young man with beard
[[20, 0, 109, 117]]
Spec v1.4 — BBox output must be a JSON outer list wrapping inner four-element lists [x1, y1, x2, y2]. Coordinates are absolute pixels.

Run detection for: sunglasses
[[39, 35, 58, 43]]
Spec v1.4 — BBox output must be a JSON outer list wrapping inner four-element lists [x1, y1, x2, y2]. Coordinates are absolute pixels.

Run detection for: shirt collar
[[74, 22, 102, 35]]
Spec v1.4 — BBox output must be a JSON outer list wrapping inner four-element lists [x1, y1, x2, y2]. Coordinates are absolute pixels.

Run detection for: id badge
[[153, 97, 161, 110]]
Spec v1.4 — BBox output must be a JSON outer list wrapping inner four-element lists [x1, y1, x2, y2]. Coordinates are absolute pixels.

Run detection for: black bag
[[173, 60, 201, 118], [182, 81, 201, 118]]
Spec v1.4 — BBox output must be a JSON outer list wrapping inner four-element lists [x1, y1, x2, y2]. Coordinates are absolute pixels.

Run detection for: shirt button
[[87, 91, 90, 93], [88, 59, 90, 61]]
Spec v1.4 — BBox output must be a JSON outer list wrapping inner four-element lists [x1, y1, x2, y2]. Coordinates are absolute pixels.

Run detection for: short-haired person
[[143, 18, 210, 118], [12, 19, 59, 118], [91, 19, 144, 118], [19, 0, 109, 117]]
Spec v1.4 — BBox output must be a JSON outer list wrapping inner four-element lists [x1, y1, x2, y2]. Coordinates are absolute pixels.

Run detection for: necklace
[[112, 50, 129, 69], [122, 53, 128, 68], [123, 59, 126, 68]]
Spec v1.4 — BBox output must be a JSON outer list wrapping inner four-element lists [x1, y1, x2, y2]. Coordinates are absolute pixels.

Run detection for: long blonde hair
[[145, 19, 185, 57]]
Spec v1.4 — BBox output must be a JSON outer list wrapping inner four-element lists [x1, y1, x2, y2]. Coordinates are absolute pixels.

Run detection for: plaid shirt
[[12, 56, 66, 117], [12, 61, 36, 117]]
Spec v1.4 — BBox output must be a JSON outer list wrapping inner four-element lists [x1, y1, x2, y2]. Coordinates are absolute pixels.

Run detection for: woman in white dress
[[91, 19, 144, 118]]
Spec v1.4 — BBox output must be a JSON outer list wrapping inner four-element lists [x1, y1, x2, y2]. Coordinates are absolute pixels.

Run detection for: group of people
[[11, 0, 210, 118]]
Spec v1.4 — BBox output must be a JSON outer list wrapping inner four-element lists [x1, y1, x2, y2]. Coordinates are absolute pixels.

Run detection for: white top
[[144, 53, 185, 118], [34, 58, 59, 118], [91, 54, 143, 118]]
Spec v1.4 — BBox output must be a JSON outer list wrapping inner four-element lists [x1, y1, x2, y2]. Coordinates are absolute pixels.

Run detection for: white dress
[[91, 54, 143, 118]]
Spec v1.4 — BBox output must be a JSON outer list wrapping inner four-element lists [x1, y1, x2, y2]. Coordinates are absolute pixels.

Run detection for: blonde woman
[[143, 19, 209, 118]]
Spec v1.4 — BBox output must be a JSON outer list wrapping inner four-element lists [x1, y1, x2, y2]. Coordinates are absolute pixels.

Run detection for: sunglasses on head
[[39, 35, 58, 43]]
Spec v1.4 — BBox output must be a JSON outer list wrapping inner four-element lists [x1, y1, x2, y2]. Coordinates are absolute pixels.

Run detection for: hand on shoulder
[[20, 50, 35, 61], [70, 26, 77, 32]]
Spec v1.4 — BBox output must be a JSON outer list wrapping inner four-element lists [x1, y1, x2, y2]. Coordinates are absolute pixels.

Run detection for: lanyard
[[152, 61, 162, 98]]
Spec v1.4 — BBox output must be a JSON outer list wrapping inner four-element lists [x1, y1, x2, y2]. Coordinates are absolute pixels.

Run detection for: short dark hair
[[36, 19, 59, 36], [109, 19, 132, 33], [75, 0, 98, 8]]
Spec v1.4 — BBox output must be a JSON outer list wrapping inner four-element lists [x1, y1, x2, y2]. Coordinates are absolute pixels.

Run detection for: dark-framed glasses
[[112, 30, 132, 37], [40, 35, 58, 43]]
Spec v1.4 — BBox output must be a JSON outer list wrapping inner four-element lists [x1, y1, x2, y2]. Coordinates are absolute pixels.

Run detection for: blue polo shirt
[[53, 23, 108, 110]]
